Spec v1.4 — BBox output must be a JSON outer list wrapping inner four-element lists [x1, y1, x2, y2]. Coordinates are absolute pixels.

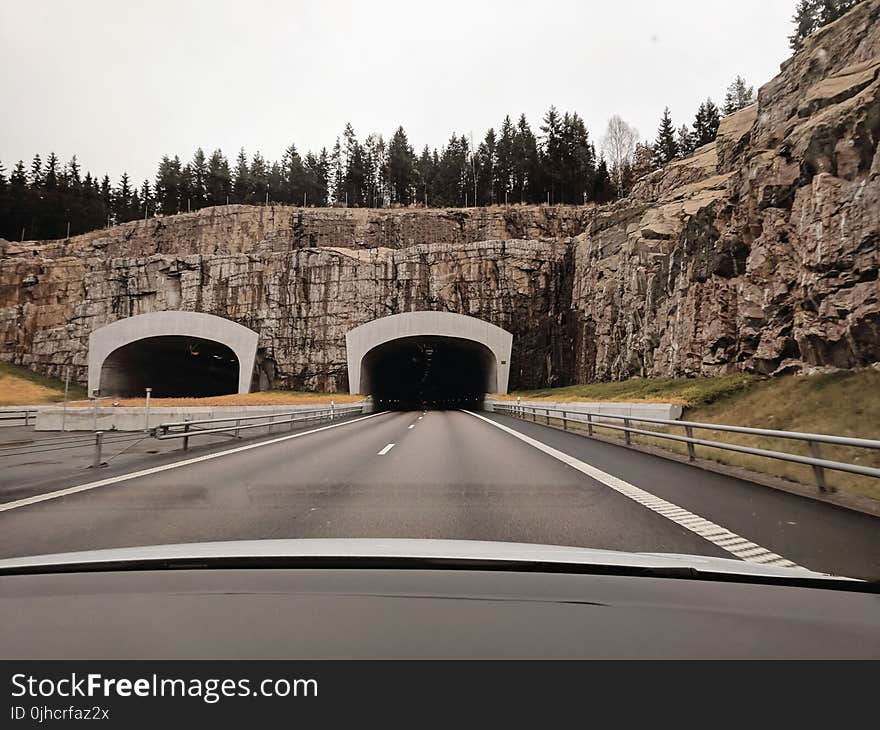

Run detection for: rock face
[[1, 0, 878, 391]]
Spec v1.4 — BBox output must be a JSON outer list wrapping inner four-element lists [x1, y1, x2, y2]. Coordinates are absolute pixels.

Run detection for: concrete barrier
[[35, 403, 367, 431], [485, 400, 683, 423]]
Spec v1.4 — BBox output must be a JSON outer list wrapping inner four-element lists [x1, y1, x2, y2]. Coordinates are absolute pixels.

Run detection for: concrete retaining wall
[[36, 403, 367, 431]]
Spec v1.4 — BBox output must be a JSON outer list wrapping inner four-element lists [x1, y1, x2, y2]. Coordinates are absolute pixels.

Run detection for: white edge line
[[0, 411, 387, 513], [463, 410, 802, 569]]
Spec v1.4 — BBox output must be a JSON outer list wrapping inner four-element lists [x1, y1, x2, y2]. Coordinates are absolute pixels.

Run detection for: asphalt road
[[0, 409, 877, 578]]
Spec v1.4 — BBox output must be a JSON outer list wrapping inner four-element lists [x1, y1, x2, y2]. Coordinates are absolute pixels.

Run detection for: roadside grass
[[0, 360, 359, 407], [65, 391, 363, 407], [504, 370, 880, 501], [498, 373, 760, 407], [0, 361, 87, 406]]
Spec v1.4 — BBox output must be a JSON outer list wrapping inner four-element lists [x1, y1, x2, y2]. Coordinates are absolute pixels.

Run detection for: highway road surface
[[0, 410, 877, 578]]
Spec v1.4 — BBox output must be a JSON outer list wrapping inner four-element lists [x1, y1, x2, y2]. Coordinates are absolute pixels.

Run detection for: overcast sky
[[1, 0, 794, 184]]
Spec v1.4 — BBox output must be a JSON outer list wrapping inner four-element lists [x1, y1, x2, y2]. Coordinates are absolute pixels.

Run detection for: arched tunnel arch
[[346, 312, 512, 410], [89, 311, 258, 397]]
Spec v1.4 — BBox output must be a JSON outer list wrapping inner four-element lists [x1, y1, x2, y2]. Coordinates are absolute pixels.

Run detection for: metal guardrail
[[152, 404, 366, 451], [0, 409, 38, 425], [492, 402, 880, 493]]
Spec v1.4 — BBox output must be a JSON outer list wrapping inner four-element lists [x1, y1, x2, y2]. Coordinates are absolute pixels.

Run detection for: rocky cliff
[[1, 0, 878, 391]]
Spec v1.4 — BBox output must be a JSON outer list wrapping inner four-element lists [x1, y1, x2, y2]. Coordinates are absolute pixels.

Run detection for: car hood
[[0, 538, 848, 581]]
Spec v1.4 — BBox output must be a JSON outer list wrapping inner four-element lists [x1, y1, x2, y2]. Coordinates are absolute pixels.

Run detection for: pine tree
[[476, 128, 497, 205], [722, 76, 755, 115], [139, 179, 153, 216], [495, 116, 515, 205], [66, 156, 81, 188], [302, 149, 329, 206], [789, 0, 819, 50], [232, 148, 249, 204], [692, 99, 721, 148], [387, 126, 416, 205], [654, 108, 678, 165], [249, 152, 269, 204], [631, 142, 656, 181], [591, 157, 613, 204], [279, 144, 305, 205], [114, 173, 135, 222], [29, 154, 43, 188], [206, 149, 231, 206], [514, 114, 541, 204], [43, 153, 59, 189], [540, 106, 565, 204], [341, 123, 368, 206], [433, 135, 469, 206], [676, 125, 695, 158], [415, 146, 435, 205], [155, 155, 183, 214], [190, 148, 208, 209], [564, 112, 596, 204], [100, 175, 113, 223], [330, 138, 344, 205]]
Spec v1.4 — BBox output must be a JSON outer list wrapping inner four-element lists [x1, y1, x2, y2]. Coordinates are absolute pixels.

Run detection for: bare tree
[[601, 115, 638, 196]]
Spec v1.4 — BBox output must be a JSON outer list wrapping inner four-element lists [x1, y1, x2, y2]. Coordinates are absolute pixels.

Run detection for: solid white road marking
[[377, 443, 395, 455], [0, 411, 388, 514], [464, 410, 801, 569]]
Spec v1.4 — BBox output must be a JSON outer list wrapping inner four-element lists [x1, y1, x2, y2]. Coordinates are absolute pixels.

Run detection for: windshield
[[0, 0, 878, 587]]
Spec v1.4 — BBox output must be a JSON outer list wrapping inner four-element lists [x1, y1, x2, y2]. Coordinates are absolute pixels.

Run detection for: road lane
[[0, 409, 732, 562], [483, 411, 880, 578], [0, 409, 875, 578]]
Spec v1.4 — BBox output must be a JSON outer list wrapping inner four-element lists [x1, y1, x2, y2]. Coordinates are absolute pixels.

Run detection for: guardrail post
[[586, 413, 593, 437], [685, 425, 696, 462], [62, 367, 70, 431], [330, 401, 335, 421], [24, 410, 30, 427], [234, 419, 241, 438], [545, 408, 550, 425], [808, 440, 830, 493], [91, 431, 105, 469], [182, 421, 190, 451], [144, 387, 152, 432], [563, 411, 568, 431], [624, 417, 631, 446]]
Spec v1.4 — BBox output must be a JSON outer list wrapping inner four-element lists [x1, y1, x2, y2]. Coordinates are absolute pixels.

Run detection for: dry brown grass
[[64, 391, 362, 407], [0, 362, 88, 406]]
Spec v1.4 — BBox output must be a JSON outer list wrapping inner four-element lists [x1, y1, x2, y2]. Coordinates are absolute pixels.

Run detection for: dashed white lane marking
[[377, 443, 395, 455], [464, 410, 801, 569], [408, 425, 415, 429], [0, 412, 388, 514], [418, 417, 423, 420]]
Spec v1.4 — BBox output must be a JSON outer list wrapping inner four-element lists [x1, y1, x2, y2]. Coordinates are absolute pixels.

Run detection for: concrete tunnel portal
[[346, 312, 513, 411], [88, 311, 259, 398]]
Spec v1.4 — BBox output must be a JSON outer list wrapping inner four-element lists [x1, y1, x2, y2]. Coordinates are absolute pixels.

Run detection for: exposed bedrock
[[1, 0, 878, 391]]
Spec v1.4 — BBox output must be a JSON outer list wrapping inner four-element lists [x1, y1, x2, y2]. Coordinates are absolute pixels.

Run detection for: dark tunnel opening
[[361, 335, 495, 411], [99, 336, 239, 397]]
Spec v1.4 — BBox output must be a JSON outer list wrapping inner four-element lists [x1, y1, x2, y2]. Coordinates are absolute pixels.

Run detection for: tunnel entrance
[[99, 336, 240, 397], [361, 335, 495, 410]]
